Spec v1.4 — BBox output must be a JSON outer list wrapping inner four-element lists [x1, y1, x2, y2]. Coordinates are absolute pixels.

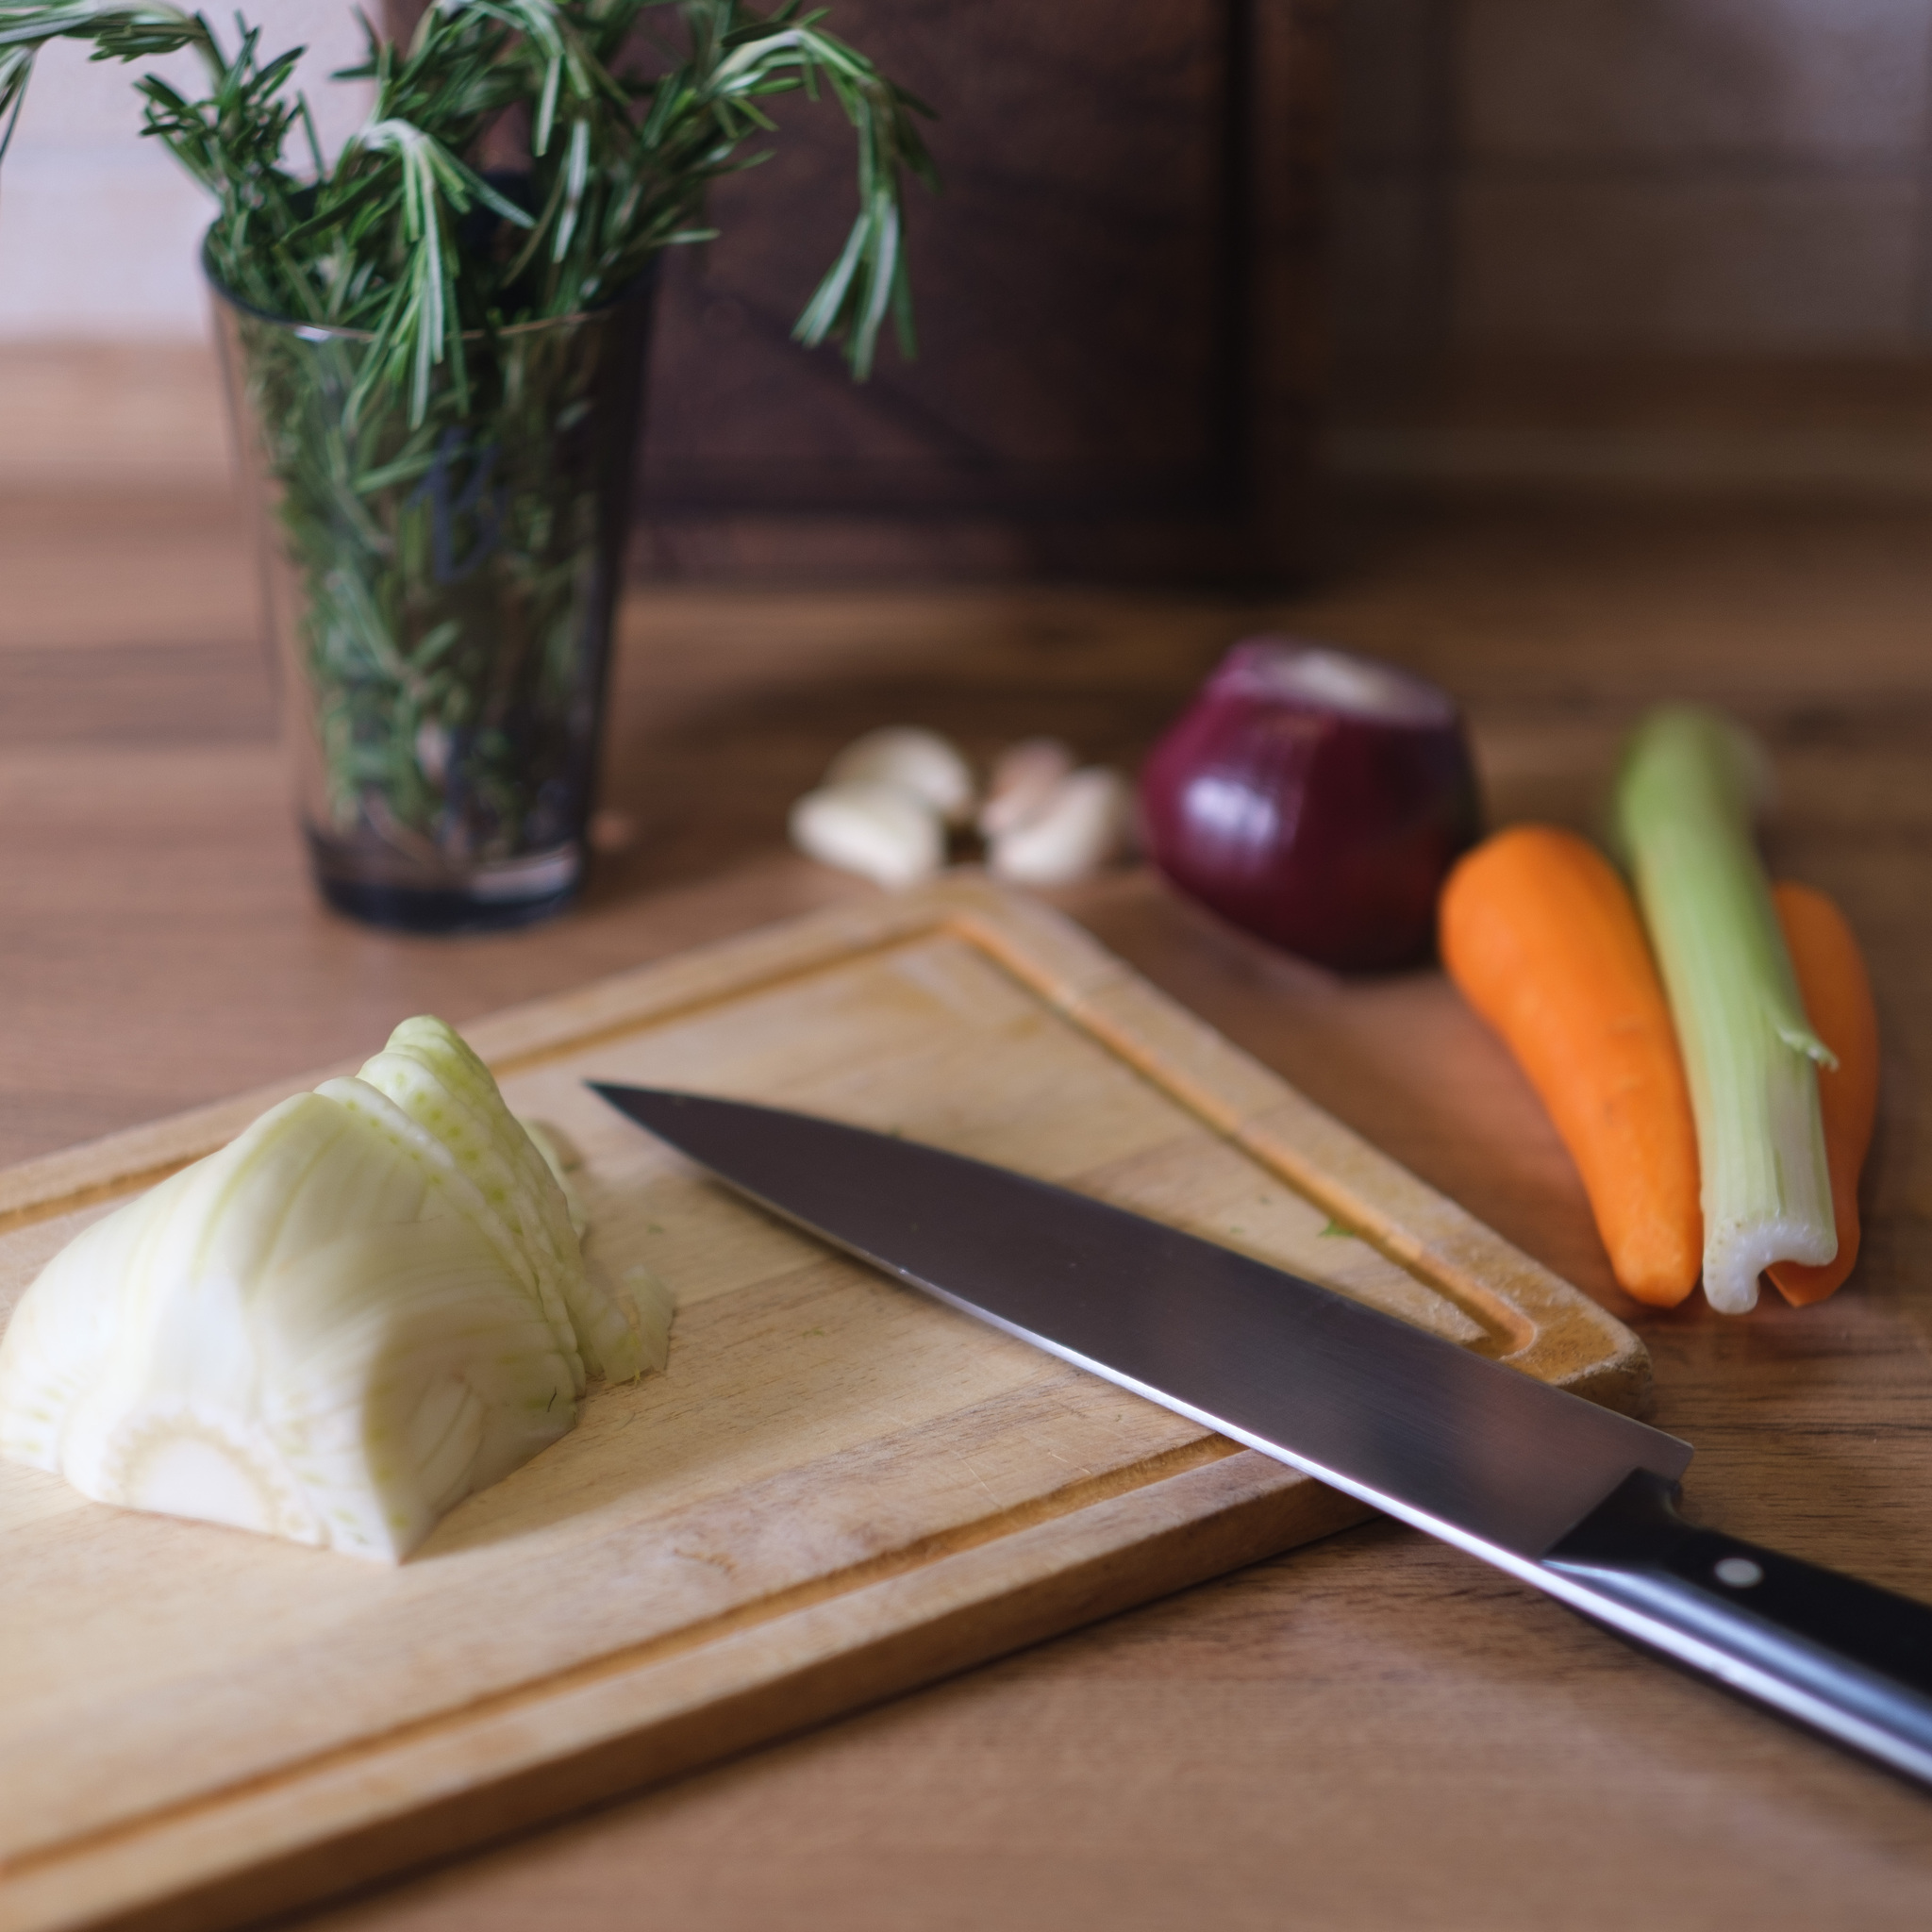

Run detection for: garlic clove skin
[[988, 767, 1135, 886], [826, 726, 976, 828], [977, 737, 1075, 840], [790, 780, 945, 889]]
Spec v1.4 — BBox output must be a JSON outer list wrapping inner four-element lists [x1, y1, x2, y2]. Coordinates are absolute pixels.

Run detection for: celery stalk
[[1613, 707, 1836, 1313]]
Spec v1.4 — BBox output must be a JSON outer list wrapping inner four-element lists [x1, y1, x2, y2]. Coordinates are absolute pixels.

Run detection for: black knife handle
[[1542, 1469, 1932, 1784]]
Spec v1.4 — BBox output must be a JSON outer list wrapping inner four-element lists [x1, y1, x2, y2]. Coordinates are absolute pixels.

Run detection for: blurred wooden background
[[6, 11, 1932, 1927], [385, 0, 1333, 581], [11, 3, 1932, 566]]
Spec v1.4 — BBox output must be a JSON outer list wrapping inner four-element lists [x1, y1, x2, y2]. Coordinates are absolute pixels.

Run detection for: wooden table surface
[[6, 440, 1932, 1927]]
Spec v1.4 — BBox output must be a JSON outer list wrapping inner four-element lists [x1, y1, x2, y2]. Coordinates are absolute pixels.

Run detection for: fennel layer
[[0, 1017, 667, 1559]]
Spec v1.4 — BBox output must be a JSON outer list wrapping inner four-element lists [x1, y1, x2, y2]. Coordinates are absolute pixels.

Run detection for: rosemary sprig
[[0, 2, 934, 901], [0, 1, 935, 418]]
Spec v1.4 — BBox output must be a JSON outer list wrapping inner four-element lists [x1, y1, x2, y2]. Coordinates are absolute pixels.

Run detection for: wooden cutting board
[[0, 876, 1648, 1932]]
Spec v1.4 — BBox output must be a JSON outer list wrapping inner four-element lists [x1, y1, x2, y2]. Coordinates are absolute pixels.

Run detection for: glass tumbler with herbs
[[0, 2, 932, 930]]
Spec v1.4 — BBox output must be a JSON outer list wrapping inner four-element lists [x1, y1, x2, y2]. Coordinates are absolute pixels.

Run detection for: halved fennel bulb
[[0, 1018, 669, 1560]]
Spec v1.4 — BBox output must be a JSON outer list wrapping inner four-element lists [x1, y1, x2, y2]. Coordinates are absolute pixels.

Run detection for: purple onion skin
[[1140, 642, 1483, 972]]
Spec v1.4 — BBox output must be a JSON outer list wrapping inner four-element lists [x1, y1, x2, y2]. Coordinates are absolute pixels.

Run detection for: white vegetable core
[[0, 1017, 666, 1562], [1235, 642, 1452, 726]]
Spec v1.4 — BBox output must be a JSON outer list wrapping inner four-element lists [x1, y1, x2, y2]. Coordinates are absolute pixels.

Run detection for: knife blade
[[591, 1083, 1932, 1787]]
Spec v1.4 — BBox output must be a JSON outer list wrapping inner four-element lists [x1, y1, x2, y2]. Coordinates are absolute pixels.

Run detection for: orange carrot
[[1766, 883, 1879, 1307], [1440, 824, 1701, 1307]]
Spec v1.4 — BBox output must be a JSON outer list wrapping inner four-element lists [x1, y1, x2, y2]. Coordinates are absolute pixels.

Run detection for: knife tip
[[589, 1080, 671, 1108], [587, 1081, 708, 1112]]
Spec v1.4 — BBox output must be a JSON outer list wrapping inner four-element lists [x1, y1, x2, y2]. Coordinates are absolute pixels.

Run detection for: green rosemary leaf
[[1, 0, 935, 862]]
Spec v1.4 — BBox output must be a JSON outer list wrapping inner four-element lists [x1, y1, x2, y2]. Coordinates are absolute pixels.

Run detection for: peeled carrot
[[1766, 883, 1879, 1307], [1440, 824, 1701, 1307]]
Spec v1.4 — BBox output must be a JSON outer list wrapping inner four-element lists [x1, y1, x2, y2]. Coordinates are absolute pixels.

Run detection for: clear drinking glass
[[211, 263, 653, 933]]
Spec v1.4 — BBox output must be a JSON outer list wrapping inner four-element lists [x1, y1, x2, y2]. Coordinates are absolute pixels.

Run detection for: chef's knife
[[591, 1084, 1932, 1787]]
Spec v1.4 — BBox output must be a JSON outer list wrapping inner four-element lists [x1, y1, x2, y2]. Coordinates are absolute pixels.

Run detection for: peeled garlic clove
[[826, 726, 976, 828], [790, 780, 944, 889], [977, 737, 1075, 840], [988, 767, 1135, 886]]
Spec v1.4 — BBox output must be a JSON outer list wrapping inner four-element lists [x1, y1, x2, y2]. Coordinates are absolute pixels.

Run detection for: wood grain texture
[[637, 0, 1333, 582], [4, 387, 1932, 1928], [383, 0, 1333, 582], [0, 877, 1645, 1932]]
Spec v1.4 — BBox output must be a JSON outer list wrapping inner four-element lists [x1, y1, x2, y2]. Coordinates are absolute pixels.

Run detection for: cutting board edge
[[936, 879, 1652, 1414], [0, 875, 1650, 1406], [0, 874, 1655, 1932], [0, 889, 964, 1234], [0, 1450, 1371, 1932]]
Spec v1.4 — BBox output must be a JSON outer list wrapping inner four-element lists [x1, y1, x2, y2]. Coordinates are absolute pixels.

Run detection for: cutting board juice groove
[[0, 877, 1649, 1932]]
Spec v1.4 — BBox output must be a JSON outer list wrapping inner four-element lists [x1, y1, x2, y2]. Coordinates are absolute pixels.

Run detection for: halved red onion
[[1139, 638, 1481, 971]]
